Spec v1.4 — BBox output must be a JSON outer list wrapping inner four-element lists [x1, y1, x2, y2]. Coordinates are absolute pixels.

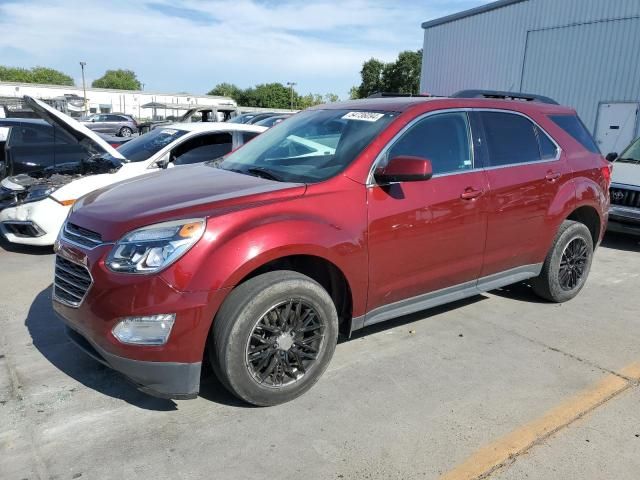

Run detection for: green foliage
[[207, 82, 244, 100], [351, 49, 423, 99], [0, 65, 74, 85], [206, 82, 340, 109], [92, 69, 141, 90]]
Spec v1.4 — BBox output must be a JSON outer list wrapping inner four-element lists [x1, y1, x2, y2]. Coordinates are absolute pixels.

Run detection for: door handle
[[545, 172, 561, 182], [460, 188, 483, 200]]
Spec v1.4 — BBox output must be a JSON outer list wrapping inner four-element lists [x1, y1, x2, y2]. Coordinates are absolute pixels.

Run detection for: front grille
[[54, 256, 92, 307], [62, 222, 103, 248], [610, 187, 640, 208]]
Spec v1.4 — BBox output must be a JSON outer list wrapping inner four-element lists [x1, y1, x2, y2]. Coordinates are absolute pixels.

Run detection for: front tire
[[531, 220, 594, 303], [209, 271, 338, 406], [118, 127, 133, 137]]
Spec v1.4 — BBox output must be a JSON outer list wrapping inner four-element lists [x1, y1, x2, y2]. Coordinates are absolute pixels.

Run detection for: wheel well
[[238, 255, 353, 336], [567, 206, 601, 245]]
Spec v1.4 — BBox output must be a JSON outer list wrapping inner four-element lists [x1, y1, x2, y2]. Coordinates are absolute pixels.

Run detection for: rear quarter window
[[549, 114, 600, 154]]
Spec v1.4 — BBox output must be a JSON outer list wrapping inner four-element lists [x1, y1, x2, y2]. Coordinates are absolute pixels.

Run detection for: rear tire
[[209, 271, 338, 406], [531, 220, 594, 303], [118, 127, 133, 137]]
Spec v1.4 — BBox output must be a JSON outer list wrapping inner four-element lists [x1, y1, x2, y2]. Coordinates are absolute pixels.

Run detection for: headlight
[[23, 185, 58, 204], [106, 218, 205, 274]]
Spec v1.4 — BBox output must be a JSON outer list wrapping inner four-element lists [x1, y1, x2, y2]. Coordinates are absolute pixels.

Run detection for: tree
[[207, 82, 243, 101], [241, 83, 292, 109], [356, 58, 386, 98], [350, 49, 423, 99], [92, 69, 141, 90], [205, 82, 340, 109], [0, 65, 73, 85], [382, 50, 422, 95]]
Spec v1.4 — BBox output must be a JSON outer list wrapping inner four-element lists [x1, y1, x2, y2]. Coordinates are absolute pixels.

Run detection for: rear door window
[[387, 112, 473, 175], [172, 132, 233, 165], [549, 114, 600, 153], [480, 112, 542, 167]]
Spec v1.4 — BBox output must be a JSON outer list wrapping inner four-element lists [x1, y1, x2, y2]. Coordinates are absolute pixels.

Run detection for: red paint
[[56, 97, 609, 373]]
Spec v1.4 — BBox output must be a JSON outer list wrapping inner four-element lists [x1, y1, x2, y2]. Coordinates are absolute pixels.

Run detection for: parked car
[[81, 113, 138, 137], [0, 118, 133, 180], [227, 112, 264, 124], [228, 112, 280, 125], [53, 92, 610, 406], [254, 114, 293, 128], [607, 135, 640, 235], [140, 105, 238, 133], [0, 96, 266, 246]]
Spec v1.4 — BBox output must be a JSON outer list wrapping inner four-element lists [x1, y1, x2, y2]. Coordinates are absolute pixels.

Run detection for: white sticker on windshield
[[160, 129, 178, 135], [342, 111, 385, 122], [0, 127, 8, 142]]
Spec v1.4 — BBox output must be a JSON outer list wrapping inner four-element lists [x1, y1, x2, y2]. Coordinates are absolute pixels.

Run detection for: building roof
[[422, 0, 528, 29], [0, 80, 232, 101]]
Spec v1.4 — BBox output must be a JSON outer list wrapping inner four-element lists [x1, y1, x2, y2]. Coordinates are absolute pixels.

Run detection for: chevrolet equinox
[[53, 91, 611, 406]]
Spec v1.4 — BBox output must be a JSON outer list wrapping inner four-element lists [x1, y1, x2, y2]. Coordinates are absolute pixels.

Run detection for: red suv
[[53, 91, 611, 406]]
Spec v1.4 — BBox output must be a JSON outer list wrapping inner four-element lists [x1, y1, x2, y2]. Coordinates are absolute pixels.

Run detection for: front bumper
[[0, 197, 69, 246], [53, 240, 231, 399], [608, 205, 640, 236], [62, 320, 201, 399]]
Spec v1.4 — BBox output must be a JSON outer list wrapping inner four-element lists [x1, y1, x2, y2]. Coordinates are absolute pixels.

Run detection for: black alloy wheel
[[245, 299, 324, 388]]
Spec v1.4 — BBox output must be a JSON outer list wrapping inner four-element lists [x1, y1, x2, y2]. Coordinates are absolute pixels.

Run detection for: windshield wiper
[[244, 167, 283, 182]]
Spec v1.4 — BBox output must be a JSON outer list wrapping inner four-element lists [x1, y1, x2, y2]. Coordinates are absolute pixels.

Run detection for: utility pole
[[79, 61, 87, 116], [286, 82, 296, 110]]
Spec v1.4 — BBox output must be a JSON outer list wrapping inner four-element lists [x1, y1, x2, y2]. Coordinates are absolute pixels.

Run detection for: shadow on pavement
[[601, 232, 640, 253], [26, 284, 250, 409], [489, 281, 550, 304], [26, 285, 178, 411], [350, 295, 489, 341], [0, 235, 54, 255]]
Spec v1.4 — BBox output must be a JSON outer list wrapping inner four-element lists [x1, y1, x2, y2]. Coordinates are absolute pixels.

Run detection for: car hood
[[71, 164, 306, 241], [612, 160, 640, 187], [24, 95, 124, 160]]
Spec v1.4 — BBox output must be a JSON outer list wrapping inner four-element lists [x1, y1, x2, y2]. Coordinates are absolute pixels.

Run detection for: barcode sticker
[[342, 112, 385, 122]]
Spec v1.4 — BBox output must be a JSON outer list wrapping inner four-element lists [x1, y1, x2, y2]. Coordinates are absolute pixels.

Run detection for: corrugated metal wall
[[421, 0, 640, 133]]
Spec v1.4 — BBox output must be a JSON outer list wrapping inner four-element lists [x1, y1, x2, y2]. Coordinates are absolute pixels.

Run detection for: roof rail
[[367, 92, 432, 98], [451, 90, 559, 105]]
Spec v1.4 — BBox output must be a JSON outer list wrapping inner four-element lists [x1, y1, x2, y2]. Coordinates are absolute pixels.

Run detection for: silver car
[[81, 113, 138, 137]]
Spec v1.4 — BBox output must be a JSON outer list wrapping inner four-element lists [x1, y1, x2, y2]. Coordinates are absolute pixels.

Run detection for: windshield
[[109, 127, 188, 162], [218, 109, 397, 183], [617, 137, 640, 164]]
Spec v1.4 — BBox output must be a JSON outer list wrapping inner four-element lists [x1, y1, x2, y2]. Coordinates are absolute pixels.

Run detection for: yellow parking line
[[440, 362, 640, 480]]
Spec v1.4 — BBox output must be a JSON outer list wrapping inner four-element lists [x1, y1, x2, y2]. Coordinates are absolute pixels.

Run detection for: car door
[[170, 132, 234, 166], [366, 111, 489, 316], [477, 110, 568, 278]]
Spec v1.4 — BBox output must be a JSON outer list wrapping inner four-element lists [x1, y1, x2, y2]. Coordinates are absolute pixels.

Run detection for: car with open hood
[[608, 136, 640, 235], [0, 96, 266, 246]]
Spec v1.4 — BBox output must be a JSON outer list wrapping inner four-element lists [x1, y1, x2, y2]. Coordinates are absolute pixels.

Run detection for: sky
[[0, 0, 488, 99]]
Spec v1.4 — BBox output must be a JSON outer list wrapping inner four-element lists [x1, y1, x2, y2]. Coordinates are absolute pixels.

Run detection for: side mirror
[[154, 154, 170, 169], [606, 152, 618, 162], [374, 155, 433, 183]]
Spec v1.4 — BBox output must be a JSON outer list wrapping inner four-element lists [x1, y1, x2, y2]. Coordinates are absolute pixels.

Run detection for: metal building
[[420, 0, 640, 155]]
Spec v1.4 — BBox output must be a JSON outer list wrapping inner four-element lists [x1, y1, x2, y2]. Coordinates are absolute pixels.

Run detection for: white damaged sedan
[[0, 96, 266, 246]]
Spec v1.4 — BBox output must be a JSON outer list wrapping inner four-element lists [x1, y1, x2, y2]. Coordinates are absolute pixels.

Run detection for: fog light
[[112, 314, 176, 345]]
